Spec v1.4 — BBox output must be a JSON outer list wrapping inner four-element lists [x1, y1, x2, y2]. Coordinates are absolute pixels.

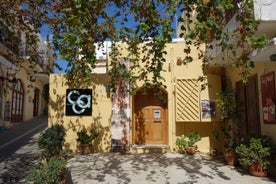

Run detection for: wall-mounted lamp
[[270, 54, 276, 61], [11, 77, 17, 89]]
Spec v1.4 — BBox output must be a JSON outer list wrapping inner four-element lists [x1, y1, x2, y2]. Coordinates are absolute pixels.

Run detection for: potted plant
[[235, 135, 274, 177], [38, 124, 66, 158], [175, 135, 188, 154], [27, 156, 67, 184], [176, 131, 201, 155], [220, 126, 238, 166], [76, 128, 98, 154], [216, 89, 240, 165], [186, 131, 201, 155]]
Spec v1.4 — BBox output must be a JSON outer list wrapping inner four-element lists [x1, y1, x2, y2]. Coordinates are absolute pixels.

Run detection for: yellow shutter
[[176, 79, 200, 122]]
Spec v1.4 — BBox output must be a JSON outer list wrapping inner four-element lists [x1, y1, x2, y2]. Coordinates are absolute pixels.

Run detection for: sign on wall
[[201, 99, 216, 119], [66, 89, 92, 116], [261, 72, 276, 124]]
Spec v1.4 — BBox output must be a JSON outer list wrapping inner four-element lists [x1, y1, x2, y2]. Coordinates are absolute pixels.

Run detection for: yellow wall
[[225, 62, 276, 176], [225, 62, 276, 143], [1, 65, 46, 127], [49, 74, 112, 152], [49, 42, 223, 154], [19, 68, 45, 121]]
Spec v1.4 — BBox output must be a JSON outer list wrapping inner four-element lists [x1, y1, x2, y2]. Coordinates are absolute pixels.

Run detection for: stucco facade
[[0, 28, 53, 128], [49, 41, 223, 154], [225, 62, 276, 143]]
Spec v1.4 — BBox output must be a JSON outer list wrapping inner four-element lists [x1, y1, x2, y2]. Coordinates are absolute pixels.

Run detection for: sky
[[39, 3, 181, 74]]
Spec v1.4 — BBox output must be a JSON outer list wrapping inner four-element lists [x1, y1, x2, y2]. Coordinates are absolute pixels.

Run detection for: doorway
[[236, 74, 260, 138], [11, 79, 24, 122], [134, 88, 168, 145]]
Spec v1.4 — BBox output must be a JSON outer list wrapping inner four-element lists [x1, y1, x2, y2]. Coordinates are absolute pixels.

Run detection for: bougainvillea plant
[[0, 0, 268, 91]]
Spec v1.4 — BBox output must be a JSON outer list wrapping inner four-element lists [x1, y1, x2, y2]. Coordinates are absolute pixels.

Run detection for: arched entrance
[[133, 88, 168, 145], [11, 79, 24, 122]]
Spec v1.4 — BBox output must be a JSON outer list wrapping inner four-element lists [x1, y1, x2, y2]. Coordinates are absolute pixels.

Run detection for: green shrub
[[236, 135, 273, 170], [27, 157, 67, 184], [176, 132, 201, 153], [38, 124, 66, 157], [187, 131, 201, 147], [176, 135, 188, 153], [76, 128, 98, 145]]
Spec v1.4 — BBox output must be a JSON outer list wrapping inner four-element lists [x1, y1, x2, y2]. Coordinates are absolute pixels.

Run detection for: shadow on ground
[[0, 133, 41, 184], [67, 153, 276, 184]]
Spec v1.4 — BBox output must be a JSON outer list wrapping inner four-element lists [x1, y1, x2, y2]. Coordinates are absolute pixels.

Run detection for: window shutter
[[176, 79, 200, 122]]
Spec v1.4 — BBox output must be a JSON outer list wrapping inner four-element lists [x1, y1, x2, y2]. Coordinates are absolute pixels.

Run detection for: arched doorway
[[11, 79, 24, 122], [134, 88, 168, 145]]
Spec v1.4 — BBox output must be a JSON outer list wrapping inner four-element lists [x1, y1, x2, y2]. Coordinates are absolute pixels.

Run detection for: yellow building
[[0, 22, 54, 128], [47, 0, 276, 177], [206, 0, 276, 143], [49, 40, 223, 154], [49, 2, 276, 160]]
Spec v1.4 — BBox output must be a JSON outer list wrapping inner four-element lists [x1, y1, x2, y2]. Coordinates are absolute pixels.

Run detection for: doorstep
[[131, 144, 170, 153]]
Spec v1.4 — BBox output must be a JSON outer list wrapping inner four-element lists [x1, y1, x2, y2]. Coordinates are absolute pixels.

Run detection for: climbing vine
[[0, 0, 269, 91], [179, 0, 268, 83]]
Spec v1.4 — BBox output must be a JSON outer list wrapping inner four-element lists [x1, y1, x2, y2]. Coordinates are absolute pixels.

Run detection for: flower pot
[[223, 150, 238, 166], [79, 144, 93, 154], [249, 164, 267, 177], [186, 146, 196, 155], [59, 178, 66, 184]]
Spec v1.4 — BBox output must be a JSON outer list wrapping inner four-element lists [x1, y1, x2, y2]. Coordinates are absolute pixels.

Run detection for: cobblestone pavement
[[0, 132, 41, 184], [0, 116, 47, 184], [0, 116, 276, 184], [67, 152, 276, 184]]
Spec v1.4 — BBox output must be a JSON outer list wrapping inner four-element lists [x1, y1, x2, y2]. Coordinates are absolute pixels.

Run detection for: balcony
[[0, 30, 19, 56], [254, 0, 276, 38], [251, 37, 276, 62], [21, 40, 54, 76], [208, 0, 276, 65]]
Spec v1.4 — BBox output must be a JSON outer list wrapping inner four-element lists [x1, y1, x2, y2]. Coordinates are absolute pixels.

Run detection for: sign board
[[66, 89, 92, 116], [261, 72, 276, 124]]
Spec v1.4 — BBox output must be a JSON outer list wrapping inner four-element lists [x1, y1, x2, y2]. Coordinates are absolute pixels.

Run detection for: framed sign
[[154, 109, 161, 119], [66, 89, 92, 116], [261, 72, 276, 124], [201, 99, 216, 119]]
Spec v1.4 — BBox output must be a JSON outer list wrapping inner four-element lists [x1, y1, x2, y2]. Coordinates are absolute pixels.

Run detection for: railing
[[0, 29, 19, 55]]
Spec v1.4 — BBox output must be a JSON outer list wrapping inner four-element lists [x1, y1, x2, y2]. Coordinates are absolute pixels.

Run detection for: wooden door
[[134, 88, 168, 144], [11, 79, 24, 122], [236, 74, 260, 138]]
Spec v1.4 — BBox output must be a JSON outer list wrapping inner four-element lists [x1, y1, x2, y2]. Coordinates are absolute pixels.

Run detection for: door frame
[[132, 87, 168, 145], [11, 79, 24, 122]]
